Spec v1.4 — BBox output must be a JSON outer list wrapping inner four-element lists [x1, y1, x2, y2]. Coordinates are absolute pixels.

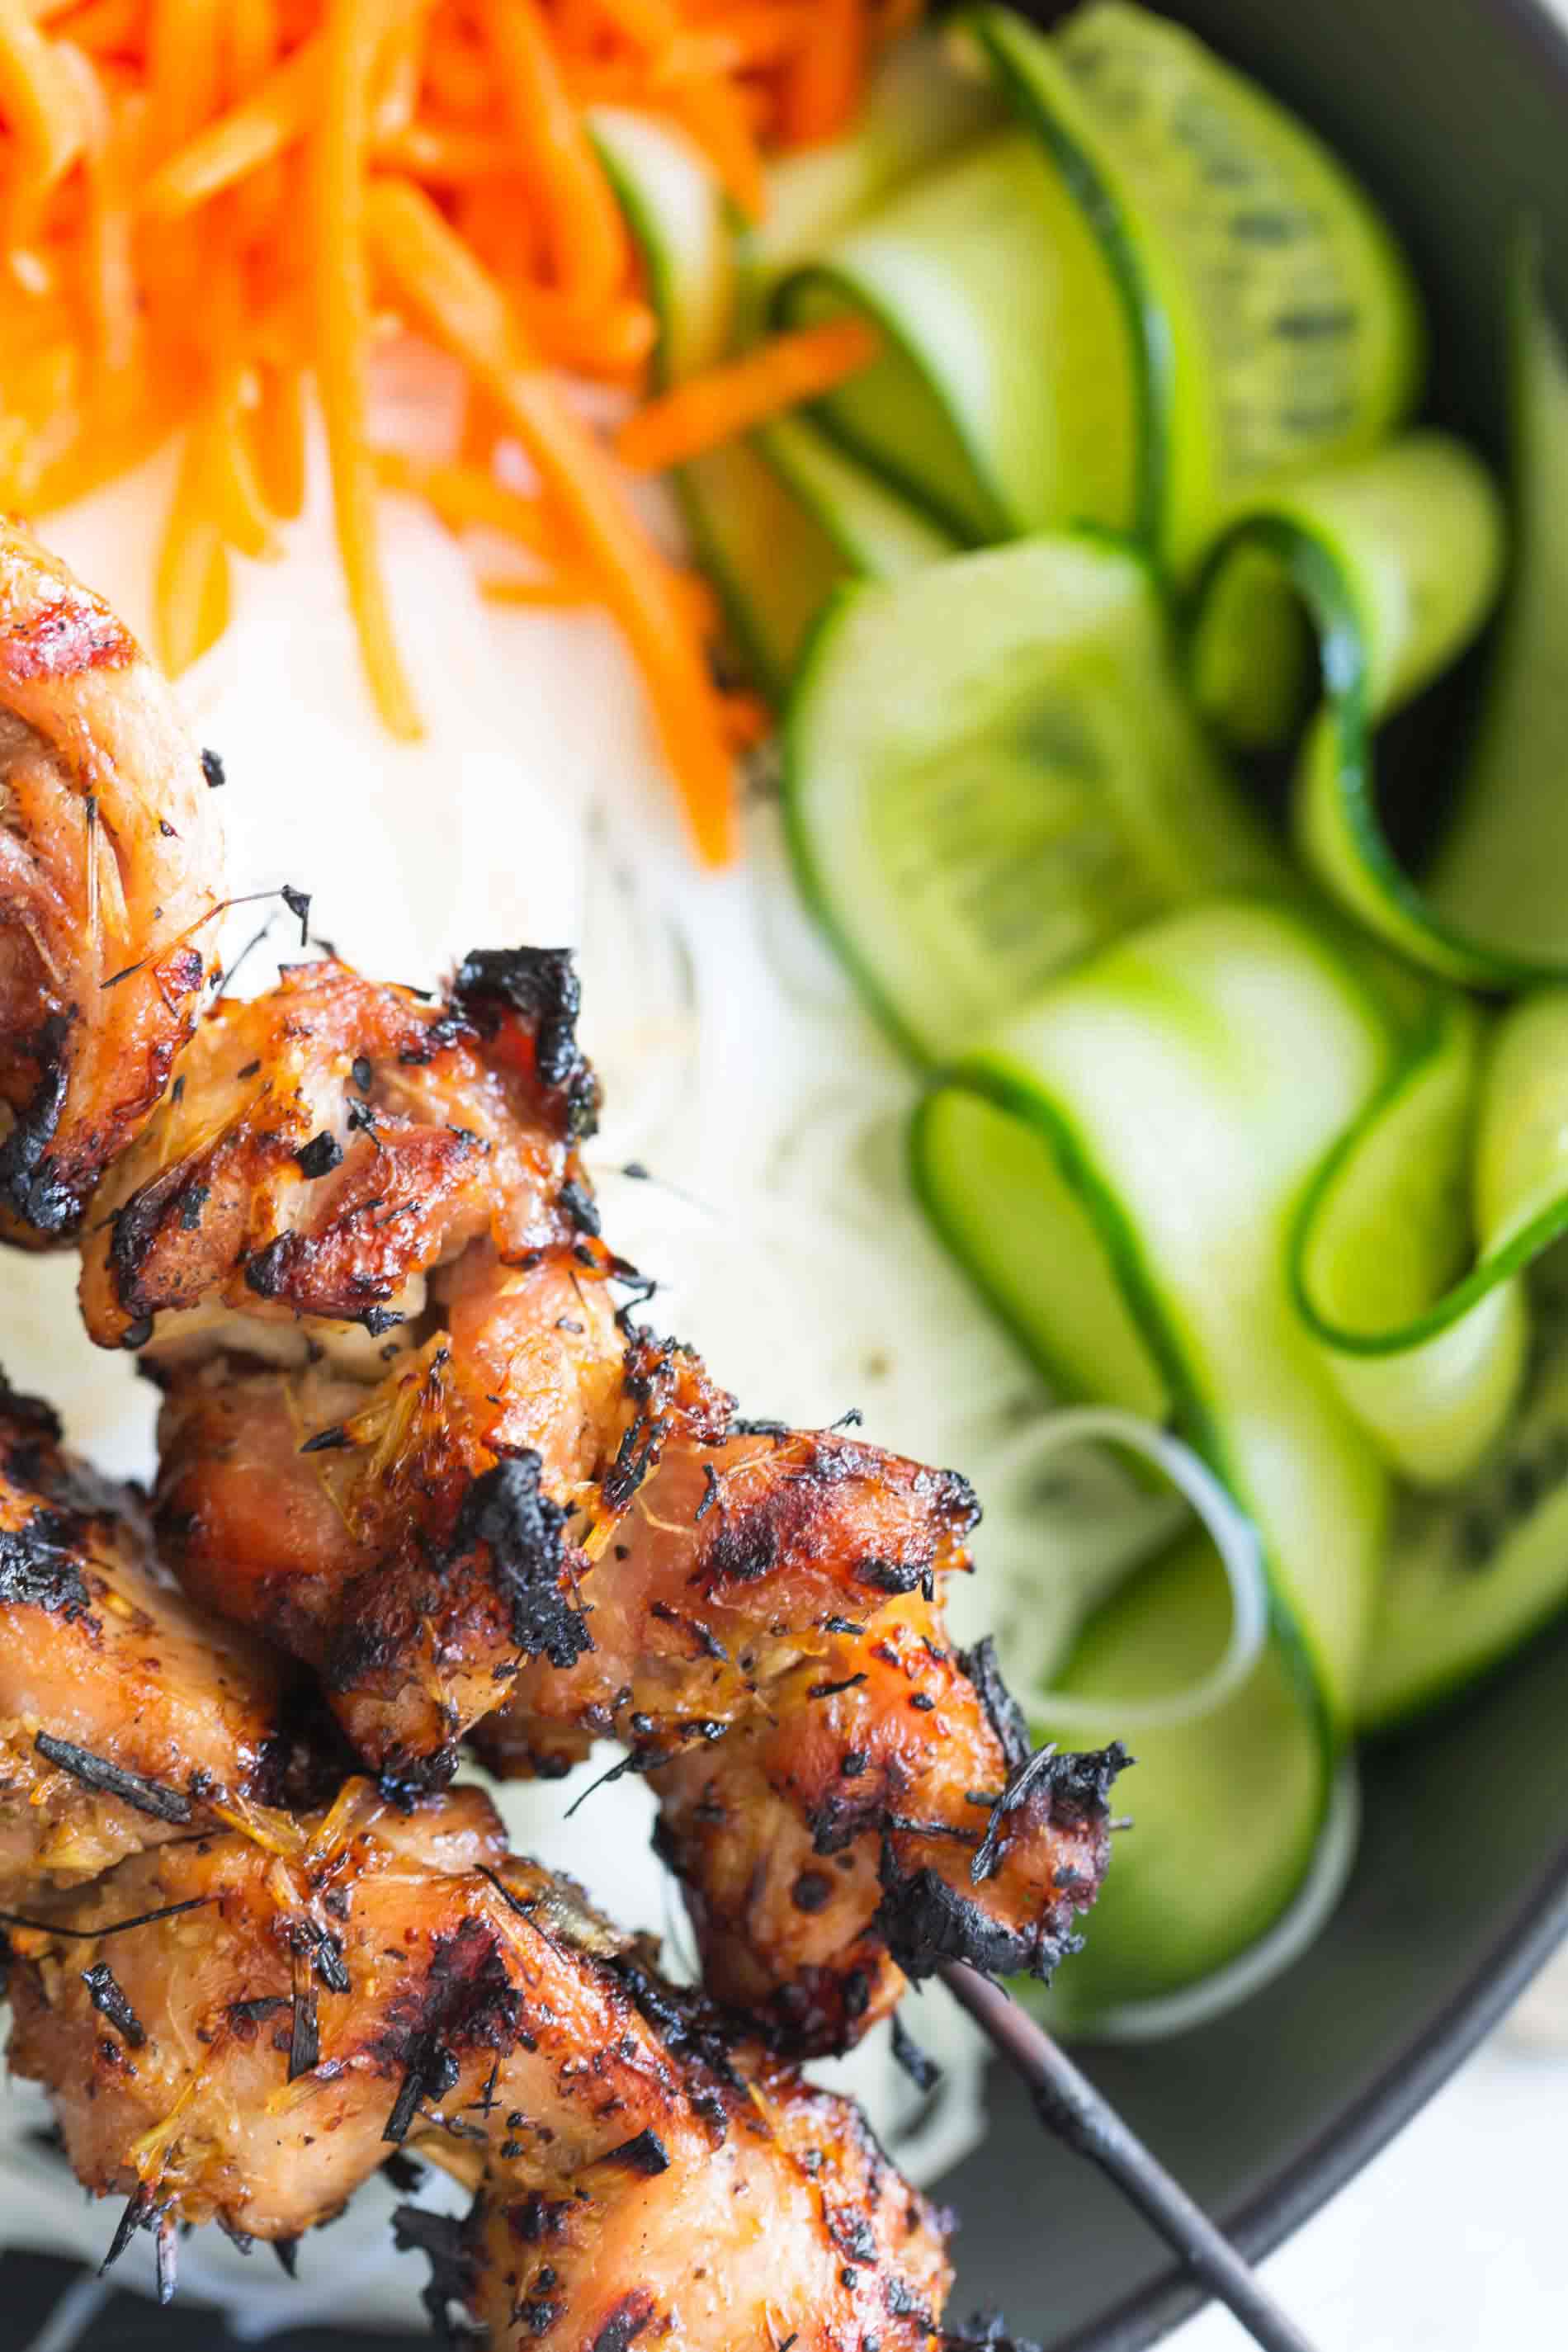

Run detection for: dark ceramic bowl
[[6, 4, 1568, 2347]]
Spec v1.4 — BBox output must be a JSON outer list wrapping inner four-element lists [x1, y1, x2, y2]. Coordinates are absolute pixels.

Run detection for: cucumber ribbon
[[782, 2, 1424, 573], [906, 264, 1568, 2017]]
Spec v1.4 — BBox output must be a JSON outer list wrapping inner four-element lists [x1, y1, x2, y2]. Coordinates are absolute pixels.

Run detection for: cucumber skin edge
[[914, 1044, 1344, 1770]]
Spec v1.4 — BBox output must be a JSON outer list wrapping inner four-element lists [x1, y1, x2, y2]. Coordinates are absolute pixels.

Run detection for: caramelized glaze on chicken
[[4, 1785, 954, 2347], [80, 947, 598, 1353], [0, 1379, 317, 1903], [151, 1244, 1123, 2047], [149, 1245, 670, 1776], [0, 520, 223, 1244]]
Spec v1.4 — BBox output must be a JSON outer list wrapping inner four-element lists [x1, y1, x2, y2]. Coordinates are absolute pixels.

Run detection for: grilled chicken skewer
[[78, 946, 1123, 2050], [0, 517, 224, 1245], [147, 1249, 1122, 2048], [2, 526, 1124, 2052], [139, 1216, 1122, 2049], [3, 1784, 955, 2347], [0, 1378, 328, 1905]]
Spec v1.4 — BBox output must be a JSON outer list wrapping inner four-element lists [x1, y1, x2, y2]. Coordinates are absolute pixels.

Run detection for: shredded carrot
[[375, 448, 559, 559], [138, 38, 319, 220], [0, 0, 83, 231], [0, 0, 917, 862], [481, 567, 599, 609], [517, 286, 658, 378], [209, 365, 281, 559], [369, 176, 736, 864], [314, 0, 421, 737], [780, 0, 864, 144], [478, 0, 627, 310], [252, 359, 307, 518], [663, 67, 765, 218], [375, 120, 517, 184], [720, 687, 772, 749], [617, 315, 880, 471]]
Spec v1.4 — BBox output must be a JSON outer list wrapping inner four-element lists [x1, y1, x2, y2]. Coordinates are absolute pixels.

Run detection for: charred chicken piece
[[4, 1785, 954, 2349], [446, 2042, 953, 2352], [648, 1614, 1126, 2052], [152, 1235, 1122, 2051], [0, 1378, 320, 1904], [149, 1241, 670, 1777], [0, 519, 224, 1245], [482, 1429, 1124, 2052], [3, 1785, 513, 2247], [80, 947, 598, 1356]]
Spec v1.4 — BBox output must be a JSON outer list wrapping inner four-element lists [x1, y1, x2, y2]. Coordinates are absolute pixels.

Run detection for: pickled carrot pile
[[0, 0, 899, 860]]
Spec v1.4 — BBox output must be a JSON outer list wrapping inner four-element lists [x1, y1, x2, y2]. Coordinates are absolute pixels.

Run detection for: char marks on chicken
[[0, 1377, 327, 1903], [0, 518, 223, 1244], [6, 1787, 954, 2346]]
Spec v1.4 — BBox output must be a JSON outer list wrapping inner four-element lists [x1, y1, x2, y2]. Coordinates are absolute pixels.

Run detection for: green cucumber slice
[[740, 29, 1001, 306], [782, 532, 1283, 1065], [923, 896, 1398, 1731], [678, 442, 848, 702], [1421, 243, 1568, 966], [959, 1, 1425, 573], [590, 105, 736, 384], [593, 103, 952, 701], [1321, 989, 1568, 1726], [915, 898, 1402, 2002], [774, 129, 1139, 542], [754, 415, 953, 579], [916, 915, 1568, 2006], [1291, 994, 1529, 1487], [1362, 1246, 1568, 1728], [1189, 433, 1509, 985], [1040, 1528, 1326, 2015]]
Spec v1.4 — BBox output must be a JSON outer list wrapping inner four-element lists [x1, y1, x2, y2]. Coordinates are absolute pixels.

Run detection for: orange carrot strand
[[476, 0, 627, 309], [616, 315, 881, 471], [313, 0, 422, 737]]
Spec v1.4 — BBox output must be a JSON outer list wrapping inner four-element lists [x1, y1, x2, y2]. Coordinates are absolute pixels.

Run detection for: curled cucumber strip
[[593, 100, 954, 702], [1191, 435, 1510, 986], [1194, 247, 1568, 989], [773, 128, 1140, 542], [784, 532, 1282, 1068], [958, 1, 1425, 572], [1289, 990, 1568, 1487], [1084, 1764, 1362, 2043], [992, 1406, 1268, 1734]]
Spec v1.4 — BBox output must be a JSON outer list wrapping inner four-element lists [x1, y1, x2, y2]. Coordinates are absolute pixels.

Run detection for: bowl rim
[[1054, 1834, 1568, 2350]]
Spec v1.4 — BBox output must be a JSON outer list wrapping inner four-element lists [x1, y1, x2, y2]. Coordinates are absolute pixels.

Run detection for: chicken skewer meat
[[0, 518, 224, 1244], [79, 948, 1123, 2051], [1, 527, 1125, 2052], [0, 1377, 328, 1905], [3, 1783, 956, 2348]]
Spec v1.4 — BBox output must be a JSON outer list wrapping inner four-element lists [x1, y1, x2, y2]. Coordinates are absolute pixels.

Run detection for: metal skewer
[[939, 1962, 1320, 2352]]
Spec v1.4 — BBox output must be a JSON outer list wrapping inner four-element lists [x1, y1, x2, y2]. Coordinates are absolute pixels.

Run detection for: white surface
[[1170, 1995, 1568, 2351]]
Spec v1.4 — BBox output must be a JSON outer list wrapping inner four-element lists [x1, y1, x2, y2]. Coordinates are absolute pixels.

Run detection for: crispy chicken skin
[[0, 519, 223, 1244], [451, 2046, 953, 2352], [647, 1617, 1125, 2051], [0, 1380, 315, 1902], [149, 1246, 670, 1776], [4, 1786, 955, 2349], [153, 1256, 1122, 2049], [80, 947, 598, 1353]]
